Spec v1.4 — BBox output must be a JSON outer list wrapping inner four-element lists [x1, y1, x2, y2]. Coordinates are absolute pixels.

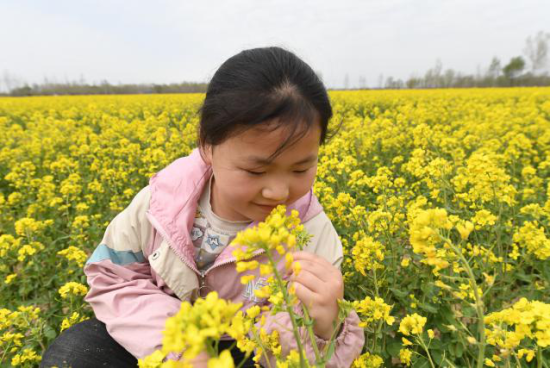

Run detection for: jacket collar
[[148, 148, 323, 265]]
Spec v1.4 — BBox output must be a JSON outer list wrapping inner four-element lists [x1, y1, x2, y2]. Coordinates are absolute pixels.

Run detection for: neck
[[209, 176, 247, 222]]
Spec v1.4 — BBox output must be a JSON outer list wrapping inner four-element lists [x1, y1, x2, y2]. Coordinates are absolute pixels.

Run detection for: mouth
[[255, 203, 282, 212]]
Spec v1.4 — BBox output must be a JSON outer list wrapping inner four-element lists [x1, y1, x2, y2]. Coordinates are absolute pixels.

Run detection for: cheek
[[217, 172, 260, 200], [291, 171, 317, 198]]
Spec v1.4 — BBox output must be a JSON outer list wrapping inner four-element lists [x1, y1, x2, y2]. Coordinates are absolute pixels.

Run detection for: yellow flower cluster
[[233, 206, 302, 261], [58, 282, 88, 299], [399, 313, 427, 336], [353, 296, 395, 328], [57, 245, 89, 267], [485, 298, 550, 350], [138, 291, 253, 367], [351, 233, 385, 276], [351, 352, 384, 367], [512, 221, 550, 260], [232, 205, 305, 307], [1, 305, 44, 366], [409, 208, 455, 273], [60, 312, 88, 332]]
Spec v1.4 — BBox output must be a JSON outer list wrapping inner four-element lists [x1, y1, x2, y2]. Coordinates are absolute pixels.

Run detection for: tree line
[[1, 31, 549, 96], [359, 31, 550, 90], [0, 78, 208, 97]]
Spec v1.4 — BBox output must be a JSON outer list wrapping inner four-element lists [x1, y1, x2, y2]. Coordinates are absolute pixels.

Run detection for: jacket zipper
[[146, 211, 266, 296], [203, 248, 266, 277], [145, 211, 201, 276]]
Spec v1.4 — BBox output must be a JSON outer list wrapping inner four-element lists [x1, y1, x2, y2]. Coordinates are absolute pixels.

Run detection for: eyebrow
[[245, 154, 318, 166]]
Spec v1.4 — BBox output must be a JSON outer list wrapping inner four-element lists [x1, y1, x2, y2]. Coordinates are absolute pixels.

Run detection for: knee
[[40, 318, 104, 368]]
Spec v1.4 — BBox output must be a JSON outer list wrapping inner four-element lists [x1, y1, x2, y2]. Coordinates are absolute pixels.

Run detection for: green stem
[[250, 327, 273, 368], [372, 267, 379, 298], [444, 356, 458, 368], [538, 347, 543, 368], [321, 317, 344, 360], [417, 336, 436, 368], [301, 304, 322, 362], [266, 251, 308, 367], [445, 239, 486, 368], [513, 352, 522, 368], [0, 341, 13, 364]]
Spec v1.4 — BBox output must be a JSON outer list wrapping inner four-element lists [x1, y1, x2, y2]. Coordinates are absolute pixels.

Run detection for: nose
[[261, 180, 289, 203]]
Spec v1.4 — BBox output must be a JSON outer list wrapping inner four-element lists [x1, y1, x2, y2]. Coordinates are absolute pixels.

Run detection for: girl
[[41, 47, 365, 368]]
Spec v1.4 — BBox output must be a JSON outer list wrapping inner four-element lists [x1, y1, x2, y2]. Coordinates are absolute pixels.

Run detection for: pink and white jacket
[[83, 148, 365, 367]]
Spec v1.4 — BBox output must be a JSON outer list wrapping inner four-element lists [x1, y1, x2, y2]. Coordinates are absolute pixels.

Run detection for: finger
[[291, 280, 318, 308], [293, 251, 334, 268], [291, 268, 324, 294], [289, 257, 338, 282], [284, 258, 326, 280]]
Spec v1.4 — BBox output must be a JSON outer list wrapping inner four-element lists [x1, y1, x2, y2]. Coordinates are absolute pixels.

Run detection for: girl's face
[[202, 120, 321, 222]]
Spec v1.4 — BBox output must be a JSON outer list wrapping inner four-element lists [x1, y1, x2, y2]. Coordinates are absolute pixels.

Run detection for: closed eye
[[245, 170, 265, 176], [293, 169, 309, 174]]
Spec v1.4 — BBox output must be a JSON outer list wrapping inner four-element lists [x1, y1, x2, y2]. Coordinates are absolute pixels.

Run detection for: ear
[[199, 144, 213, 166]]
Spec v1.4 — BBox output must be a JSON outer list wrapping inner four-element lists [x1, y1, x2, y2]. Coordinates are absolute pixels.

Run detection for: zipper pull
[[198, 270, 208, 298]]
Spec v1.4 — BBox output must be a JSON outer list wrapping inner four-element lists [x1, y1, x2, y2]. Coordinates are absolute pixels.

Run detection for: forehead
[[219, 121, 321, 164]]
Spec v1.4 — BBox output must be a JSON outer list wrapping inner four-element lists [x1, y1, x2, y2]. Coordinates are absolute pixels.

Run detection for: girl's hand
[[289, 251, 344, 340]]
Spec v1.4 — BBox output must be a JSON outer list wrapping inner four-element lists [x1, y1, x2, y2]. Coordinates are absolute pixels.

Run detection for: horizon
[[1, 0, 549, 92]]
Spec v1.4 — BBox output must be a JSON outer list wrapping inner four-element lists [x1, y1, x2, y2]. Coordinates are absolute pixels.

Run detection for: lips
[[255, 203, 281, 212]]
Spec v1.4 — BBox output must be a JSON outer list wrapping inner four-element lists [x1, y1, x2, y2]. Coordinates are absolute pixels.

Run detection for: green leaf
[[390, 287, 408, 299], [415, 356, 431, 368], [419, 302, 438, 314], [386, 341, 402, 357], [515, 272, 532, 282], [44, 324, 57, 339], [432, 350, 444, 365]]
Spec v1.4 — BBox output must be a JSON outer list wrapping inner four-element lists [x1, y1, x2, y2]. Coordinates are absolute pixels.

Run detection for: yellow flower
[[4, 273, 17, 284], [246, 306, 261, 319], [485, 298, 550, 349], [10, 348, 41, 367], [351, 352, 384, 367], [240, 275, 255, 285], [399, 348, 412, 366], [513, 221, 550, 260], [60, 312, 88, 332], [353, 296, 395, 328], [517, 348, 535, 362], [456, 221, 474, 240], [58, 282, 88, 299], [292, 261, 301, 276], [207, 350, 234, 368], [399, 313, 427, 336], [285, 252, 293, 269], [351, 234, 385, 275], [57, 246, 88, 267]]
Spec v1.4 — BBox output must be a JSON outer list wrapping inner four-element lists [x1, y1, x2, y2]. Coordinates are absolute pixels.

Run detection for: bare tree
[[524, 31, 550, 75], [358, 75, 367, 89], [377, 74, 384, 89], [2, 70, 26, 93], [487, 57, 502, 78]]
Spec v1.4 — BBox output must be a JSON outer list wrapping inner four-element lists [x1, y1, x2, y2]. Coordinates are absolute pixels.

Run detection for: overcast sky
[[1, 0, 549, 90]]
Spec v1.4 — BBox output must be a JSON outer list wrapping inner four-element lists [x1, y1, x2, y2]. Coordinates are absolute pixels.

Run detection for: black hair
[[198, 46, 333, 163]]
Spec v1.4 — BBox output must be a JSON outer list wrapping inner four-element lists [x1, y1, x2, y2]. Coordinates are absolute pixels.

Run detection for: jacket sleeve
[[257, 211, 365, 368], [83, 186, 183, 359]]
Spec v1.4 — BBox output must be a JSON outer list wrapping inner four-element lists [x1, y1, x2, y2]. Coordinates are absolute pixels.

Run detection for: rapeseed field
[[1, 88, 549, 367]]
